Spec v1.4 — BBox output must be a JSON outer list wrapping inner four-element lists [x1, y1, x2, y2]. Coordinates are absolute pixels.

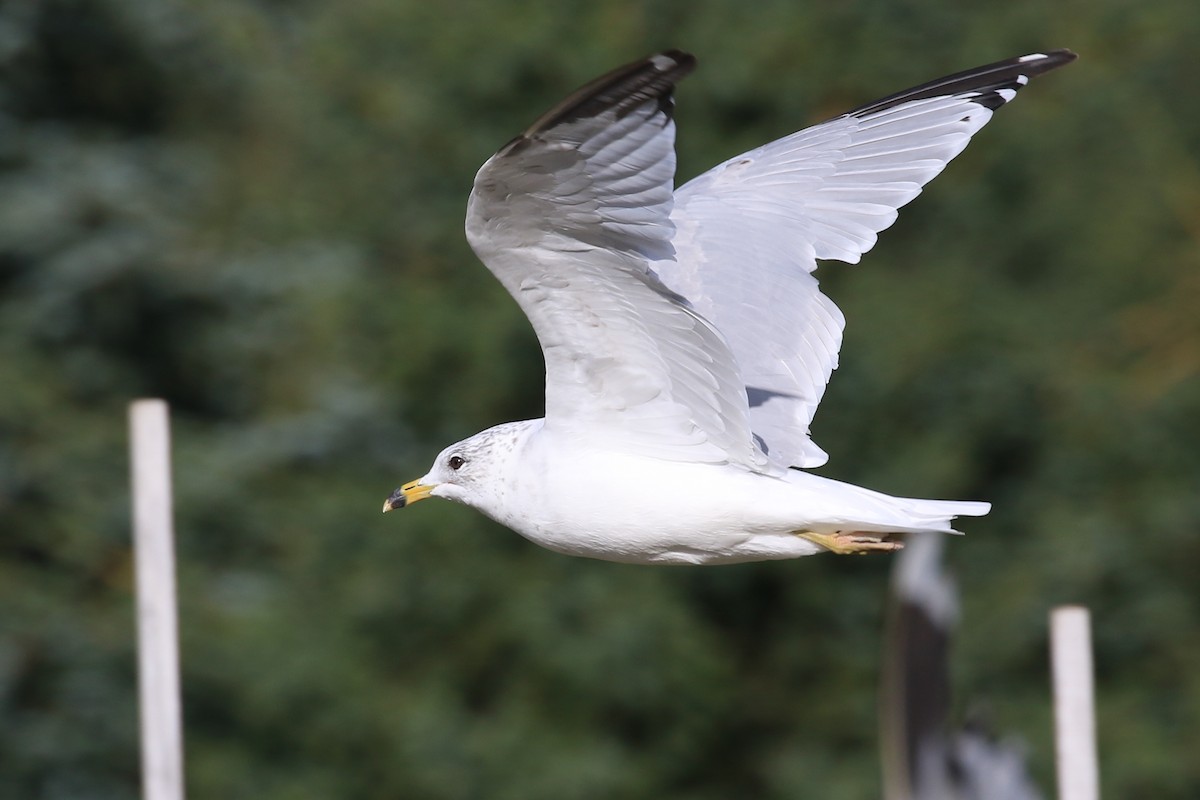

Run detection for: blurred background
[[1, 0, 1197, 797]]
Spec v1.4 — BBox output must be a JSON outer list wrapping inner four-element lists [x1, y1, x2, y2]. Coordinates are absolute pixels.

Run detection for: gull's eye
[[448, 455, 466, 470]]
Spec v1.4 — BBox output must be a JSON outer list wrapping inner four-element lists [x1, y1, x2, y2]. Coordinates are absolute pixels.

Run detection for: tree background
[[1, 0, 1197, 798]]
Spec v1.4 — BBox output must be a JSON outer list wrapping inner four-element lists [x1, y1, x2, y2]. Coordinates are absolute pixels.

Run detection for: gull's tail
[[784, 470, 991, 536], [881, 496, 992, 536]]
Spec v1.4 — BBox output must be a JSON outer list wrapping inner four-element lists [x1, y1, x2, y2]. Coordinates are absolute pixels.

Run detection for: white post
[[1051, 605, 1099, 800], [129, 399, 186, 800]]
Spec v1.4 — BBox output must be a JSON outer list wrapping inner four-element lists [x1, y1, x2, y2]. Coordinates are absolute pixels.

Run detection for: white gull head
[[384, 420, 540, 519]]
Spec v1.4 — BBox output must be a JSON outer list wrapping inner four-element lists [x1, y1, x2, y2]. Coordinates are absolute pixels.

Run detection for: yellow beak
[[382, 479, 435, 512]]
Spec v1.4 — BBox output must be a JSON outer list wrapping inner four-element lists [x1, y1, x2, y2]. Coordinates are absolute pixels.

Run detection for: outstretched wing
[[466, 51, 770, 471], [658, 50, 1076, 468]]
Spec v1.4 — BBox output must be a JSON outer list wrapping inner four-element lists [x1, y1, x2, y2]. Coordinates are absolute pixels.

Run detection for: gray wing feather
[[466, 52, 770, 470]]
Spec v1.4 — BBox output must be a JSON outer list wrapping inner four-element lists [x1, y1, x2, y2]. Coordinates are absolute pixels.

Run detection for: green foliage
[[1, 0, 1197, 797]]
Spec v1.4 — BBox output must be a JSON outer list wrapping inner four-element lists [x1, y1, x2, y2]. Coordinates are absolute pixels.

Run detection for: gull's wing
[[465, 51, 770, 471], [658, 50, 1076, 468]]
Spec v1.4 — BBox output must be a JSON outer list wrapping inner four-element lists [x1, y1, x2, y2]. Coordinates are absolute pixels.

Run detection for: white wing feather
[[658, 50, 1075, 468]]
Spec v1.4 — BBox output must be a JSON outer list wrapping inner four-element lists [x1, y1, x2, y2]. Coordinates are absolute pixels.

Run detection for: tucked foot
[[797, 531, 905, 556]]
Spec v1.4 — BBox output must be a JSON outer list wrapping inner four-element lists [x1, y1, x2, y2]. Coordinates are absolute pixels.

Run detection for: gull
[[383, 48, 1075, 564]]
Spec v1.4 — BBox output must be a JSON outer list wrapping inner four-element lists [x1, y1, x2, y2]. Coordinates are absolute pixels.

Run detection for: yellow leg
[[797, 531, 904, 556]]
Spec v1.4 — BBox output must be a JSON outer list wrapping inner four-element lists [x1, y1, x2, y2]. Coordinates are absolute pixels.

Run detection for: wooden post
[[1051, 605, 1098, 800], [130, 399, 186, 800]]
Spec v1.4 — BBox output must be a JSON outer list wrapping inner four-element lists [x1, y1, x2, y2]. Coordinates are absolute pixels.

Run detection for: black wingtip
[[848, 48, 1078, 118], [533, 49, 695, 129], [1026, 48, 1079, 70], [499, 50, 697, 157]]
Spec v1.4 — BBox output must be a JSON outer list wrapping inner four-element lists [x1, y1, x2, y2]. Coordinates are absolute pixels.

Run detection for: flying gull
[[383, 48, 1076, 564]]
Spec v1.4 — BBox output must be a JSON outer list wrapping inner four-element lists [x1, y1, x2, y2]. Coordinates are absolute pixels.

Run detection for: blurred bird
[[881, 535, 1044, 800], [384, 49, 1075, 564]]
